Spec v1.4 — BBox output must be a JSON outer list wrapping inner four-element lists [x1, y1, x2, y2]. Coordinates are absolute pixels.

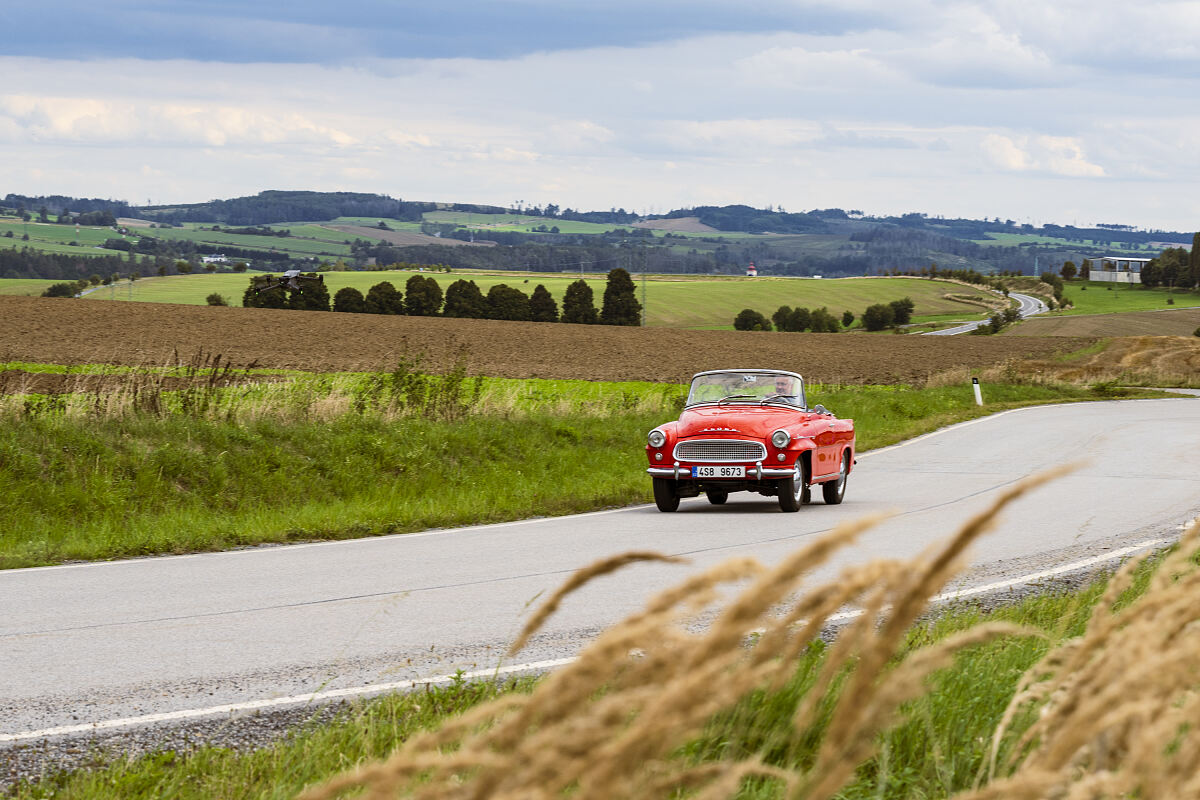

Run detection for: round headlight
[[771, 429, 790, 449], [648, 429, 666, 449]]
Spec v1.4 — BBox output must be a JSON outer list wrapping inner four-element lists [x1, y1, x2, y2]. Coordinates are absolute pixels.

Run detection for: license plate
[[692, 465, 744, 478]]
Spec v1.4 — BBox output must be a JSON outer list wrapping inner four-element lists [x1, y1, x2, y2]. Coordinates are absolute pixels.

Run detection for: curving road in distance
[[2, 395, 1199, 742], [924, 291, 1048, 335]]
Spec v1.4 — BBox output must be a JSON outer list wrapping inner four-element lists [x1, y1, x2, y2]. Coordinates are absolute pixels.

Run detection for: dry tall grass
[[1014, 335, 1200, 387], [297, 466, 1200, 799]]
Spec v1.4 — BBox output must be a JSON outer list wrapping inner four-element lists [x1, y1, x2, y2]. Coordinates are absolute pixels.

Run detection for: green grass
[[0, 367, 1144, 570], [7, 553, 1151, 799], [0, 219, 117, 246], [51, 272, 997, 328], [145, 224, 353, 257], [1052, 280, 1200, 316], [0, 278, 61, 296], [973, 232, 1154, 254]]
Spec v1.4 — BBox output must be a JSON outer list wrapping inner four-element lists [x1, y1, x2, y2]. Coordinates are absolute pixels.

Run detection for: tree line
[[733, 297, 915, 333], [240, 268, 644, 325]]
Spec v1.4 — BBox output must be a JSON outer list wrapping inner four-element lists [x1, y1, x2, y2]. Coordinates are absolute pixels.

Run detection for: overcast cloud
[[2, 0, 1198, 230]]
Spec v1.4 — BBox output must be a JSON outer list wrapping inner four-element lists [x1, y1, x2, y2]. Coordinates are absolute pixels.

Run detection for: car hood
[[676, 405, 810, 440]]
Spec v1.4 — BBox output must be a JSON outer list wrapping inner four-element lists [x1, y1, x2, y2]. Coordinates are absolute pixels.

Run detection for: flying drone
[[253, 269, 324, 294]]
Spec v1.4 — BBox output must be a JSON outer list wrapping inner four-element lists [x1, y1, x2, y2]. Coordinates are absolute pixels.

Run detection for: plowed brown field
[[0, 296, 1089, 384]]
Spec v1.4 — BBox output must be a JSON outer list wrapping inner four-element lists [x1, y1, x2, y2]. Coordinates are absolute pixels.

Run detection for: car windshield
[[686, 372, 804, 407]]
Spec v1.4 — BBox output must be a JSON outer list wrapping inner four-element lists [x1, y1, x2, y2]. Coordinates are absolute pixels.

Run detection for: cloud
[[0, 1, 1197, 230], [982, 134, 1033, 171], [0, 93, 357, 148], [981, 133, 1104, 177]]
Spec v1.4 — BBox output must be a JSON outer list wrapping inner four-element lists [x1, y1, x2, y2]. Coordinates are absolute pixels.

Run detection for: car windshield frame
[[685, 370, 806, 410]]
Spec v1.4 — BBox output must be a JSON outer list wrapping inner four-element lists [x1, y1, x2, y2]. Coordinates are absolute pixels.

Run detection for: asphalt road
[[3, 396, 1199, 742], [925, 291, 1047, 335]]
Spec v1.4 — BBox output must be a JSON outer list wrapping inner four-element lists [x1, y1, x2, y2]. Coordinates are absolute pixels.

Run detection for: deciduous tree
[[333, 286, 367, 313], [405, 274, 443, 316], [733, 308, 772, 331], [443, 279, 488, 318], [862, 303, 895, 331], [486, 284, 532, 321], [888, 297, 915, 326], [365, 281, 405, 314]]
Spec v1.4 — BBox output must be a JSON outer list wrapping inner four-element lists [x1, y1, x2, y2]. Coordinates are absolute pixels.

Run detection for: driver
[[770, 375, 800, 404]]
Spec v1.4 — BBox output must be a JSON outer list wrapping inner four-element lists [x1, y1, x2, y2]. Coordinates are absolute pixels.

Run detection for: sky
[[2, 0, 1199, 231]]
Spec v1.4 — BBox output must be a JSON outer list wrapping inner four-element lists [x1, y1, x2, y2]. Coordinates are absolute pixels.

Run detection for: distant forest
[[1, 190, 1193, 281]]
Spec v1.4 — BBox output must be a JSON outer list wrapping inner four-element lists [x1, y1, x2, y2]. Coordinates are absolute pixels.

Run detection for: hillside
[[1, 191, 1194, 284]]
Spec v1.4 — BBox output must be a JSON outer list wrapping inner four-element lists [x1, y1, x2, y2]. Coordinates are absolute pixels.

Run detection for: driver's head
[[774, 377, 792, 393]]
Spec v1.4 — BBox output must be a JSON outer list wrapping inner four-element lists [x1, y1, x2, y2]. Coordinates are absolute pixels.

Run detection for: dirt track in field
[[0, 295, 1090, 384]]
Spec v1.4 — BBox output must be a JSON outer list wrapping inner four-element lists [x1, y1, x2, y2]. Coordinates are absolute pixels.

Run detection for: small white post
[[972, 377, 983, 406]]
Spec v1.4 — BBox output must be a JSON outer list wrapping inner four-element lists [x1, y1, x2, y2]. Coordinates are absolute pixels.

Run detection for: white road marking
[[1, 536, 1171, 744], [0, 658, 576, 744]]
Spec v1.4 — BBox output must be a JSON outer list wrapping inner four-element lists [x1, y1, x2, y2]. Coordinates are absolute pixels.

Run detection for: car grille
[[674, 439, 766, 463]]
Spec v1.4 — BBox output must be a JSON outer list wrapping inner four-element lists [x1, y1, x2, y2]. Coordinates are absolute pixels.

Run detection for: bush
[[1167, 297, 1175, 305], [787, 307, 811, 332], [732, 308, 772, 331], [41, 282, 78, 298], [1194, 327, 1200, 337], [862, 304, 895, 331], [842, 310, 855, 328], [809, 307, 840, 332], [205, 293, 228, 306], [888, 297, 915, 326]]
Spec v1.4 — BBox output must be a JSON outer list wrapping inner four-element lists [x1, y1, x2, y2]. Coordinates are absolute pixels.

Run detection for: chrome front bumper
[[647, 463, 799, 481]]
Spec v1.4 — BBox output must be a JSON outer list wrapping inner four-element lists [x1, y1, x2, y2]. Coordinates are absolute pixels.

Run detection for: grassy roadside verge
[[0, 368, 1168, 569], [9, 532, 1179, 799]]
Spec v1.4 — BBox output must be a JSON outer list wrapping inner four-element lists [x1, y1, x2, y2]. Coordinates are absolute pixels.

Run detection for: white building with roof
[[1091, 256, 1150, 284]]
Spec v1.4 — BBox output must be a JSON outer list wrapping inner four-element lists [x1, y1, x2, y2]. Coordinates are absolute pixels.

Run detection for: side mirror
[[813, 404, 830, 415]]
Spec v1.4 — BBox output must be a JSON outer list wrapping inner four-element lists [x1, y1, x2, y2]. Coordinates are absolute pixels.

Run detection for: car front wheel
[[653, 478, 680, 512], [777, 464, 809, 513], [822, 451, 850, 505]]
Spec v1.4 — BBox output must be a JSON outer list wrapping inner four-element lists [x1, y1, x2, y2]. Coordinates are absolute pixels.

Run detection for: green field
[[974, 232, 1156, 253], [49, 272, 998, 328], [1054, 280, 1200, 316], [145, 224, 353, 257], [0, 278, 61, 296], [0, 218, 117, 247]]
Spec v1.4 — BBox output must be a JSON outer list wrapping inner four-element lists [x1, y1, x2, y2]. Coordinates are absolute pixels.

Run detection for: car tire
[[777, 464, 808, 513], [705, 487, 728, 505], [822, 451, 850, 505], [653, 478, 680, 512]]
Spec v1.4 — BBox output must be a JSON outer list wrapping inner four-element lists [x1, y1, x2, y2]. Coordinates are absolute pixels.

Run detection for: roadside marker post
[[972, 377, 983, 406]]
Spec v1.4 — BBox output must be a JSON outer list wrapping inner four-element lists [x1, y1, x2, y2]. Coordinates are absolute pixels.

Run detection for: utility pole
[[641, 268, 646, 326]]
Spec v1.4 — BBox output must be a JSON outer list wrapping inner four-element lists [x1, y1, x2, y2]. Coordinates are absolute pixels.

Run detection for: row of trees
[[241, 269, 644, 325], [733, 297, 915, 333], [1139, 241, 1200, 289]]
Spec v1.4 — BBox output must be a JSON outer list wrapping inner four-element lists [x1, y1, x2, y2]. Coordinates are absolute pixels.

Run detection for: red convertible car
[[646, 369, 855, 512]]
